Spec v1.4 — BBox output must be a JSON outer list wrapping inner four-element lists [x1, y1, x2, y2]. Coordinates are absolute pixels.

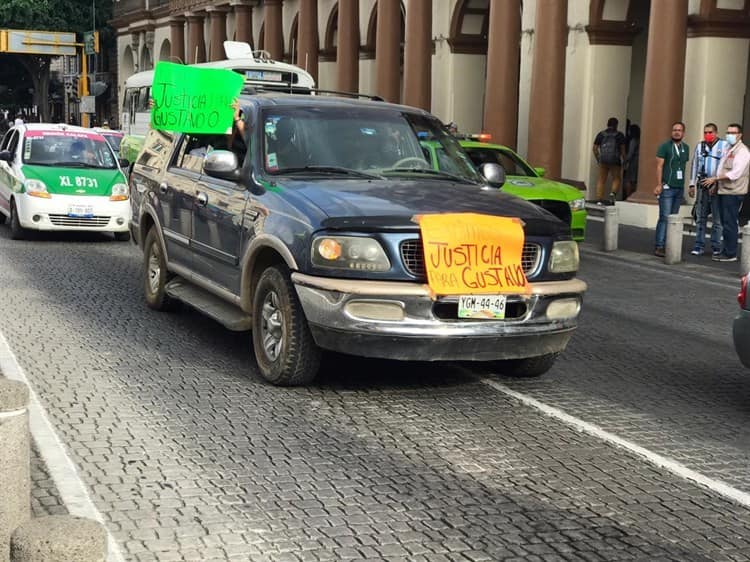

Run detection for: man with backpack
[[593, 117, 627, 204]]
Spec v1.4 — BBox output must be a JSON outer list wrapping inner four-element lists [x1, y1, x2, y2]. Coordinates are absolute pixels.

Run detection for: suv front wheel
[[143, 228, 173, 311], [252, 265, 321, 386]]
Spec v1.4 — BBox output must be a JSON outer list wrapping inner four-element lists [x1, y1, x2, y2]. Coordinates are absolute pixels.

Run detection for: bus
[[119, 41, 316, 162]]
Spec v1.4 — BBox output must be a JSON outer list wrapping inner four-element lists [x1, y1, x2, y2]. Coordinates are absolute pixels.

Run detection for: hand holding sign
[[418, 213, 530, 297], [150, 61, 244, 134]]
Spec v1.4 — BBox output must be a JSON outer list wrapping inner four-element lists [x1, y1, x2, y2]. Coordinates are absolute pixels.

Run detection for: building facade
[[110, 0, 750, 223]]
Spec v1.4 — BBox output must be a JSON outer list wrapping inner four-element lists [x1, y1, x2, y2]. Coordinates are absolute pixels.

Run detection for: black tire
[[9, 199, 25, 240], [0, 210, 6, 225], [491, 352, 560, 378], [143, 228, 173, 311], [114, 231, 131, 242], [252, 265, 321, 386]]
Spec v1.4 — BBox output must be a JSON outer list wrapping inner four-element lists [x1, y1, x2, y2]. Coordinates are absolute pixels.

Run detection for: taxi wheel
[[9, 200, 26, 240], [143, 228, 173, 311], [491, 352, 560, 378], [252, 265, 321, 386]]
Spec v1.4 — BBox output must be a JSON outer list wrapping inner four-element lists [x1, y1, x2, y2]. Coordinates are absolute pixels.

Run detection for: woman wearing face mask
[[701, 123, 750, 262]]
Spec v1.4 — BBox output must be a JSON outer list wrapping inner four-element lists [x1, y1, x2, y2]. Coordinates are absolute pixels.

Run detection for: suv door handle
[[159, 182, 168, 194], [196, 192, 208, 207]]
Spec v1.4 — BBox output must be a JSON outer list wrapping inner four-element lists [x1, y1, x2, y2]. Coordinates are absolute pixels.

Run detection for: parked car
[[422, 135, 587, 241], [734, 273, 750, 368], [0, 124, 131, 240], [129, 94, 586, 386]]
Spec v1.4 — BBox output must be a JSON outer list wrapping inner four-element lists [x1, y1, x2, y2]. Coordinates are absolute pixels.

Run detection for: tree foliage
[[0, 0, 113, 34]]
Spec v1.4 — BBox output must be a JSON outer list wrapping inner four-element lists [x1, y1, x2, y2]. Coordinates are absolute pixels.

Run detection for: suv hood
[[280, 178, 568, 236]]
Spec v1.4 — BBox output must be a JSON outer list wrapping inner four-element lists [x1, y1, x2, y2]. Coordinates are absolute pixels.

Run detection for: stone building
[[110, 0, 750, 224]]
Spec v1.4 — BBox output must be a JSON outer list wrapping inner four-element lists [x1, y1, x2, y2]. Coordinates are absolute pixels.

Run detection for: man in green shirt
[[653, 121, 690, 256]]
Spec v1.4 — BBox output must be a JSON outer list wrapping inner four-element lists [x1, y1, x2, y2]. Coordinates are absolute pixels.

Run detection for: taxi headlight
[[549, 240, 579, 273], [110, 183, 129, 201], [24, 179, 51, 199], [569, 198, 585, 211], [312, 236, 390, 271]]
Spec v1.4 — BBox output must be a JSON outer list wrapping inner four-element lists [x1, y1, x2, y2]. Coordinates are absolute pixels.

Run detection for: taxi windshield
[[22, 132, 117, 169], [261, 106, 481, 183], [463, 146, 536, 177]]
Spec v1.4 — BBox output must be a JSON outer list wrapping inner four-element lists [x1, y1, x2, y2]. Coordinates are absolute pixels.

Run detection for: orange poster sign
[[418, 213, 529, 295]]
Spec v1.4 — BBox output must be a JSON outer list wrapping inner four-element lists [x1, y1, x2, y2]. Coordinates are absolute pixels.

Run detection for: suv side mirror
[[204, 150, 239, 180], [0, 150, 12, 163], [534, 166, 546, 177], [479, 162, 505, 187]]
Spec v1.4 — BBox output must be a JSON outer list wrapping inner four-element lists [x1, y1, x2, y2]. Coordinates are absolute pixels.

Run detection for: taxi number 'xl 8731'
[[0, 124, 132, 241]]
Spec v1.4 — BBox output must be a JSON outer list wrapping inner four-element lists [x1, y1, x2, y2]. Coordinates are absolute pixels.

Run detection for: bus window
[[136, 87, 151, 112]]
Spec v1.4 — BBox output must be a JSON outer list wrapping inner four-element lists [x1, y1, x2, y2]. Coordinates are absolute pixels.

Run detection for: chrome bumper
[[292, 273, 587, 362]]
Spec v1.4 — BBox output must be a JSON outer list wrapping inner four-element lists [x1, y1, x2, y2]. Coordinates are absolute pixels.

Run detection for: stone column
[[527, 0, 567, 179], [298, 0, 319, 82], [208, 8, 228, 62], [403, 0, 431, 110], [337, 0, 359, 93], [631, 0, 688, 203], [169, 17, 185, 63], [375, 0, 400, 102], [264, 0, 284, 60], [233, 3, 253, 48], [483, 0, 521, 149], [186, 13, 207, 64]]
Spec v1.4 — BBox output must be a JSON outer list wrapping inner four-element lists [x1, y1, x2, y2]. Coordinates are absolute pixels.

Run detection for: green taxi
[[423, 137, 586, 241]]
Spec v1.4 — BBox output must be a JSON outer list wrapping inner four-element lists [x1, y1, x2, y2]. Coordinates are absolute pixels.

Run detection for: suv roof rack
[[240, 85, 384, 101], [309, 88, 384, 101]]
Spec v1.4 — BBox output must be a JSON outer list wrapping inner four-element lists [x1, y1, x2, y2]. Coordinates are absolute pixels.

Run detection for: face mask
[[704, 133, 716, 143], [726, 134, 738, 146]]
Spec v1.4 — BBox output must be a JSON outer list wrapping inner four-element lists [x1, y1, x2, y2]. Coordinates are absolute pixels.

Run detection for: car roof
[[17, 123, 100, 135], [238, 92, 432, 116], [458, 139, 513, 151]]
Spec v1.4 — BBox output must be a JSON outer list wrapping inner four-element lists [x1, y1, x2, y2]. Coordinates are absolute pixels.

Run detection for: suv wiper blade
[[277, 166, 383, 179], [382, 167, 476, 183]]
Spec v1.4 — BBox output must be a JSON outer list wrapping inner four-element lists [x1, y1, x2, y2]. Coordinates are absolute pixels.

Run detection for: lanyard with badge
[[671, 142, 684, 182]]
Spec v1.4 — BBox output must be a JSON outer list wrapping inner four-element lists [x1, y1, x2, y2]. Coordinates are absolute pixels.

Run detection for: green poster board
[[150, 61, 244, 134]]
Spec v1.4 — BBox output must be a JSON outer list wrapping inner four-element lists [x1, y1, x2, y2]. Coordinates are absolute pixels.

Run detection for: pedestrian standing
[[623, 124, 640, 200], [593, 117, 627, 204], [701, 123, 750, 262], [688, 123, 729, 256], [653, 122, 690, 257]]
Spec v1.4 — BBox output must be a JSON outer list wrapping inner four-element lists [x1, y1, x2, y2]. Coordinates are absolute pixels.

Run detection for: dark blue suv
[[129, 94, 586, 385]]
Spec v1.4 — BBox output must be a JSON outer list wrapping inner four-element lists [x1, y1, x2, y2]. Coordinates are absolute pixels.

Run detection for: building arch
[[122, 45, 135, 80], [362, 1, 405, 60], [321, 2, 338, 62], [448, 0, 489, 54], [139, 44, 153, 71], [158, 38, 171, 61]]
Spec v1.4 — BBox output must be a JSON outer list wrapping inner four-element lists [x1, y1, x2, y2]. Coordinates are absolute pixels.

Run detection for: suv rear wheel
[[143, 228, 173, 310], [252, 265, 321, 386], [491, 352, 559, 377]]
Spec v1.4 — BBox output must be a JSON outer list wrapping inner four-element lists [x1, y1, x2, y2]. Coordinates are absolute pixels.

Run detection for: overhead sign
[[418, 213, 529, 296], [150, 61, 244, 134], [0, 29, 77, 56]]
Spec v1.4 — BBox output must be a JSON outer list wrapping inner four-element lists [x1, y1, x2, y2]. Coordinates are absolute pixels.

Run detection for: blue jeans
[[693, 188, 722, 253], [719, 194, 745, 258], [655, 187, 683, 248]]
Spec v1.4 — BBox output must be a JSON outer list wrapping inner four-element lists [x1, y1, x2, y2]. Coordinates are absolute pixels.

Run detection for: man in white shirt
[[701, 123, 750, 262]]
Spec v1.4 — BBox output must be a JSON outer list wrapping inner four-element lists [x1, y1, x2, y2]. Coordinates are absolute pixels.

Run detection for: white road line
[[0, 330, 125, 562], [481, 378, 750, 508]]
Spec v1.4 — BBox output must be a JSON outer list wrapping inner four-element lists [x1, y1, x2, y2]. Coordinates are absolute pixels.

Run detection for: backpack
[[599, 130, 621, 165]]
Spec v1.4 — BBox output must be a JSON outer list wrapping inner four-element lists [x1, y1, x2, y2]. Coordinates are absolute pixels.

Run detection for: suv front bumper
[[292, 273, 586, 362]]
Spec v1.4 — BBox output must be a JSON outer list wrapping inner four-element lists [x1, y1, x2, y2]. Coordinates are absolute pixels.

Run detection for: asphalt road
[[1, 227, 750, 562]]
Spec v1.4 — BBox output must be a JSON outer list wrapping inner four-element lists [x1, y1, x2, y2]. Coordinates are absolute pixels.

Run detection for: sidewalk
[[583, 213, 744, 279]]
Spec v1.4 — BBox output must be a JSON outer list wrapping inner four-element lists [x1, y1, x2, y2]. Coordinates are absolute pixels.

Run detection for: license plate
[[68, 205, 94, 218], [458, 295, 507, 319]]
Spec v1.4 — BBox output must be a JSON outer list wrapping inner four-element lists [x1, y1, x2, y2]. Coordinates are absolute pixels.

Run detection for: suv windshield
[[22, 131, 117, 169], [261, 106, 481, 183]]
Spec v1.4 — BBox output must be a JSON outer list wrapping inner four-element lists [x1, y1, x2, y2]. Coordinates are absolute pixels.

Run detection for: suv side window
[[172, 133, 229, 174]]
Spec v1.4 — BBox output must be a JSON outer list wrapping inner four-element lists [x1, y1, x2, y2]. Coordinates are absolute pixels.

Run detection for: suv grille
[[400, 240, 542, 278], [49, 215, 110, 227]]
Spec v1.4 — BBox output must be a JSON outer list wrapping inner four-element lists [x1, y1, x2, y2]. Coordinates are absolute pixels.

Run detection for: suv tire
[[252, 265, 321, 386], [10, 200, 26, 240], [143, 228, 174, 311], [492, 352, 559, 377]]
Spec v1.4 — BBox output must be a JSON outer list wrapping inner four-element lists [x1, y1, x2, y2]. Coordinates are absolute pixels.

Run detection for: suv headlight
[[312, 236, 391, 272], [549, 240, 579, 273], [569, 198, 585, 211], [24, 179, 51, 199], [110, 183, 129, 201]]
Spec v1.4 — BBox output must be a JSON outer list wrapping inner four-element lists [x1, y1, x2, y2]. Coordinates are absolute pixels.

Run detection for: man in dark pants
[[653, 122, 690, 257]]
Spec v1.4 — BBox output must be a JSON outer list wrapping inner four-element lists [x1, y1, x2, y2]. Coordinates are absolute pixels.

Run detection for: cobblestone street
[[2, 228, 750, 561]]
